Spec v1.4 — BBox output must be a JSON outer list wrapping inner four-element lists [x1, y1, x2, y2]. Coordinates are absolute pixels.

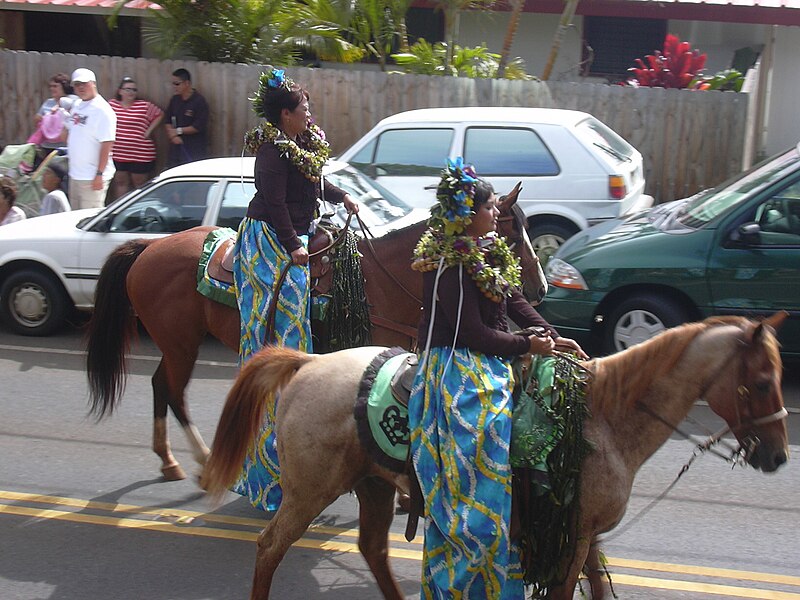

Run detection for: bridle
[[603, 326, 787, 542], [636, 329, 787, 465]]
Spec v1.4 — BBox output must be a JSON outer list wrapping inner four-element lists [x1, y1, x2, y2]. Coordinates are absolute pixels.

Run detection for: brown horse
[[202, 312, 789, 600], [85, 191, 544, 481]]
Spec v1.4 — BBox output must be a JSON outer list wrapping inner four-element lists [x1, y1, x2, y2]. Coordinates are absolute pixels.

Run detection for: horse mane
[[588, 319, 718, 414]]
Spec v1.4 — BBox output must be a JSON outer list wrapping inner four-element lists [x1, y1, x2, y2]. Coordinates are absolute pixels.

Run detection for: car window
[[573, 117, 635, 162], [464, 127, 559, 176], [367, 128, 454, 176], [753, 182, 800, 246], [217, 180, 255, 229], [678, 148, 800, 228], [349, 138, 377, 166], [108, 181, 215, 233]]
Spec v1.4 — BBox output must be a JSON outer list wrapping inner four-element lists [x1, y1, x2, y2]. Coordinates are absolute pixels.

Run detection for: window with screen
[[583, 17, 667, 79], [464, 128, 559, 176]]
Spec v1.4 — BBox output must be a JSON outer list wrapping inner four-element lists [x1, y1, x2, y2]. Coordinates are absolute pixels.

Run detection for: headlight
[[546, 258, 588, 290]]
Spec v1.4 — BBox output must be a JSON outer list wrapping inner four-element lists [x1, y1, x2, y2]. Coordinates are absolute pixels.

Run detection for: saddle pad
[[197, 228, 238, 309], [354, 347, 415, 474]]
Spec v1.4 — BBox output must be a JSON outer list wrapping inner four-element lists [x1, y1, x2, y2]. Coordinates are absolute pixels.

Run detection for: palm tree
[[435, 0, 496, 70]]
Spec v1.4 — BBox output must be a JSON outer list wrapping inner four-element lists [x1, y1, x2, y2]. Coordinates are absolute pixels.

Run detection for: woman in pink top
[[109, 76, 164, 201]]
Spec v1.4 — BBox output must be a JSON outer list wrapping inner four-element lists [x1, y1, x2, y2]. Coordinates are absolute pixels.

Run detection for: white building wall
[[764, 26, 800, 156]]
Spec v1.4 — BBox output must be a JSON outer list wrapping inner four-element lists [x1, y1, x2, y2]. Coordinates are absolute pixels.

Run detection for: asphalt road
[[1, 326, 798, 599]]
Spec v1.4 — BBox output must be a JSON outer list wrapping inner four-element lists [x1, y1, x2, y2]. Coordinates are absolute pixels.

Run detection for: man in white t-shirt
[[64, 68, 116, 209]]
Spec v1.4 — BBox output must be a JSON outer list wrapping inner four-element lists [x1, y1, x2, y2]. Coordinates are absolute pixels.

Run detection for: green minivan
[[539, 144, 800, 357]]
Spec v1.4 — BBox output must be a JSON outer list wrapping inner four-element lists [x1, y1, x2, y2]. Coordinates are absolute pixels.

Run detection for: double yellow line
[[2, 490, 799, 598]]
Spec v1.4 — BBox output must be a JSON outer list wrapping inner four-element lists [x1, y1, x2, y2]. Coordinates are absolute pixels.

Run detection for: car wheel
[[527, 223, 576, 266], [605, 294, 690, 354], [0, 270, 69, 336]]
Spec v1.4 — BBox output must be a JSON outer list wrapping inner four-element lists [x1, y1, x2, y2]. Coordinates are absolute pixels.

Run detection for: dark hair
[[115, 76, 136, 100], [47, 162, 68, 182], [472, 178, 495, 209], [172, 68, 191, 82], [0, 176, 18, 205], [261, 85, 308, 127], [50, 73, 72, 96]]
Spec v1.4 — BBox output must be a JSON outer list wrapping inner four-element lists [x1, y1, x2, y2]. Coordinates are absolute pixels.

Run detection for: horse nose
[[774, 451, 788, 469]]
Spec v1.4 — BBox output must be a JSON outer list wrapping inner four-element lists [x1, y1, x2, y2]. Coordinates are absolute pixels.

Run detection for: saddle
[[207, 237, 236, 285], [389, 354, 418, 407], [205, 225, 339, 295]]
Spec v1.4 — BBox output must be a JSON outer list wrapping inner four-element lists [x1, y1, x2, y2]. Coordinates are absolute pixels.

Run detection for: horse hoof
[[396, 493, 411, 514], [161, 464, 187, 481]]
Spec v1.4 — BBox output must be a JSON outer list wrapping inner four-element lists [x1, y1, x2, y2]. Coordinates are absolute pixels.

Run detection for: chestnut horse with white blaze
[[202, 312, 789, 600], [85, 188, 544, 480]]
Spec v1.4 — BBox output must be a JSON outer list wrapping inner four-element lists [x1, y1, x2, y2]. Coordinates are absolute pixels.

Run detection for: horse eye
[[755, 381, 771, 393]]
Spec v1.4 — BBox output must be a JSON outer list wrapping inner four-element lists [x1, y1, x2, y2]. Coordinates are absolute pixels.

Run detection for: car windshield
[[325, 167, 414, 228], [676, 147, 800, 228]]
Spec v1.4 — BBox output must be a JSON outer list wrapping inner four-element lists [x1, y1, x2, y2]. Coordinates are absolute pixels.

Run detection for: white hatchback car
[[0, 158, 424, 336], [337, 107, 654, 260]]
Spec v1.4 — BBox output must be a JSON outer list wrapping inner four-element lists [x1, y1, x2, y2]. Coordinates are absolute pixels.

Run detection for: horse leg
[[152, 360, 186, 481], [585, 539, 607, 599], [250, 492, 336, 600], [354, 478, 404, 600], [546, 536, 592, 600], [159, 351, 211, 468]]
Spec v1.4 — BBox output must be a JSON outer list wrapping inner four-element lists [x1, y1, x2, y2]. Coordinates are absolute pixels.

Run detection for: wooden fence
[[1, 50, 749, 204]]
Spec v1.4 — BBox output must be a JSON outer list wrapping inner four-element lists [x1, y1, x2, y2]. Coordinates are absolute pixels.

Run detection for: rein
[[265, 212, 354, 343]]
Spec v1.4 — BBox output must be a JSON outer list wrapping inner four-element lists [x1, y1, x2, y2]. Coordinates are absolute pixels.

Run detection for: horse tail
[[86, 238, 153, 419], [202, 346, 315, 501]]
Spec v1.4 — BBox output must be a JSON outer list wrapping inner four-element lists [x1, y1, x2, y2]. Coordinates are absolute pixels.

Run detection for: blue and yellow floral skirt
[[409, 346, 524, 599], [232, 217, 311, 511]]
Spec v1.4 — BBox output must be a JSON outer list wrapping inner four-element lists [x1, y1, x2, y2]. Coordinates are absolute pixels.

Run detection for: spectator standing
[[109, 76, 164, 200], [30, 73, 77, 150], [164, 68, 209, 167], [64, 68, 116, 209], [0, 176, 25, 226], [39, 162, 71, 215]]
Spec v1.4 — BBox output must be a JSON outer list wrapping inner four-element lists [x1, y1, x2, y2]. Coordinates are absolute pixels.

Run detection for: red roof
[[1, 0, 160, 10]]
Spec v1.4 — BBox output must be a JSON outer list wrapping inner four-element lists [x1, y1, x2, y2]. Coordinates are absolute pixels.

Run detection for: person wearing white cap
[[64, 67, 117, 209]]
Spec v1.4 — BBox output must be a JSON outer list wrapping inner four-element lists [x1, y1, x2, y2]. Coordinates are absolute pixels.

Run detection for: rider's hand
[[554, 337, 589, 360], [343, 194, 360, 214], [528, 334, 555, 356], [291, 246, 309, 266]]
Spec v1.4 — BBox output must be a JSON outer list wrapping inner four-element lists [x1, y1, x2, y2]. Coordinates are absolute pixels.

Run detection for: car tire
[[605, 293, 690, 354], [527, 222, 576, 266], [0, 270, 70, 336]]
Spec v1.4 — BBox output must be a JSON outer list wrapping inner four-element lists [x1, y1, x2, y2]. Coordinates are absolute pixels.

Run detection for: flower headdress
[[250, 68, 296, 119], [429, 157, 478, 236], [244, 69, 330, 182]]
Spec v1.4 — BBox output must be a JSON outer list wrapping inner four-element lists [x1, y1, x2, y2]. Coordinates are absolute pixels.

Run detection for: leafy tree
[[136, 0, 362, 65], [392, 39, 531, 79]]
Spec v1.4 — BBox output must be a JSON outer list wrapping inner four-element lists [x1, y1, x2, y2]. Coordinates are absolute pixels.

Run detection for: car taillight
[[609, 175, 626, 199]]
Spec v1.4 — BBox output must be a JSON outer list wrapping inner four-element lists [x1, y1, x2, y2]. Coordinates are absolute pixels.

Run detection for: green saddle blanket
[[197, 228, 238, 309], [354, 347, 415, 474]]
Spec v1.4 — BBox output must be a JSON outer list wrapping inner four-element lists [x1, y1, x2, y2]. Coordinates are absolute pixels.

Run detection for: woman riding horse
[[408, 160, 587, 598], [234, 68, 359, 512]]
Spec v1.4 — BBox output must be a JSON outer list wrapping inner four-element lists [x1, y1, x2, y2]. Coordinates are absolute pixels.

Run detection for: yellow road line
[[611, 574, 800, 599], [3, 490, 798, 596], [608, 557, 800, 587]]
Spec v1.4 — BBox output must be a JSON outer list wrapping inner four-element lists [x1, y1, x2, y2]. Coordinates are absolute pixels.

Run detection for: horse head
[[497, 183, 547, 304], [704, 312, 789, 473]]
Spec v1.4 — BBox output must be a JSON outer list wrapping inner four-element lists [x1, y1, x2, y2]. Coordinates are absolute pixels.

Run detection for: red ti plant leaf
[[624, 34, 707, 89]]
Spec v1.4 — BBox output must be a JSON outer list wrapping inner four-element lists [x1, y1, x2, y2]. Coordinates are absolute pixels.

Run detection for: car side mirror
[[91, 214, 112, 233], [729, 221, 761, 246]]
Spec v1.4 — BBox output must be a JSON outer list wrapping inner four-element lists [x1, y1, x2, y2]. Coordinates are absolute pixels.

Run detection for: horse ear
[[747, 311, 789, 345], [498, 182, 523, 208]]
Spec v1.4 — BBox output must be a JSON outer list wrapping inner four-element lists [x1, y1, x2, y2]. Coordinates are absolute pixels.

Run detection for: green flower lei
[[411, 229, 522, 301], [244, 121, 330, 183]]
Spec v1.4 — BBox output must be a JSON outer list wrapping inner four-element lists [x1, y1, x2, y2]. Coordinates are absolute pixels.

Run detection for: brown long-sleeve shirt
[[246, 140, 346, 252], [417, 265, 559, 358]]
